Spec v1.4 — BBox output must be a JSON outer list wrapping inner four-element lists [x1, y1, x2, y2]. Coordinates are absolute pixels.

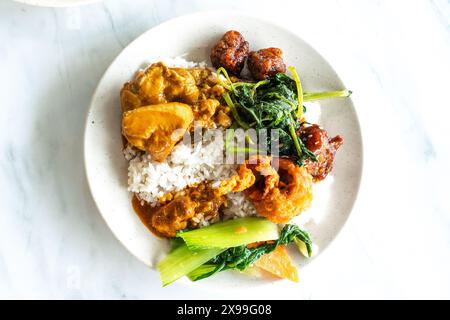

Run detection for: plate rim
[[12, 0, 101, 7], [83, 10, 365, 273]]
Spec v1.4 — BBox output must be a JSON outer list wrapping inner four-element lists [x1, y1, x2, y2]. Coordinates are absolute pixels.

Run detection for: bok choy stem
[[157, 244, 225, 286]]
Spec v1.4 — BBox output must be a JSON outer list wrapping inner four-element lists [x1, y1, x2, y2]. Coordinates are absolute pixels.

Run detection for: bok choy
[[188, 224, 313, 282], [178, 217, 279, 250], [158, 218, 312, 285]]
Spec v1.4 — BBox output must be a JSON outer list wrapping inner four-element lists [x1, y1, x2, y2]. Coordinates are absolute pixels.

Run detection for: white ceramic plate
[[84, 12, 363, 287], [13, 0, 100, 7]]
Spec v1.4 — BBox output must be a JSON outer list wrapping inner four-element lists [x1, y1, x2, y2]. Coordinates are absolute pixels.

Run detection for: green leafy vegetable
[[178, 217, 279, 250], [218, 68, 312, 165], [186, 264, 218, 281], [218, 67, 351, 166], [157, 243, 225, 286], [187, 224, 312, 281]]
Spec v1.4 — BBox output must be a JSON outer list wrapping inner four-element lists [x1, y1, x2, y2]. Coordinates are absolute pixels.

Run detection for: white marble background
[[1, 0, 449, 299]]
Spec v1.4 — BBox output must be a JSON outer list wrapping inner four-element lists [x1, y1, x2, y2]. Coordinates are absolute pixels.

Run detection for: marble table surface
[[1, 0, 449, 299]]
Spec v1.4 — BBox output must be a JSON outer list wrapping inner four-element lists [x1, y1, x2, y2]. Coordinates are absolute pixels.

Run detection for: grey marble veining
[[1, 0, 449, 299]]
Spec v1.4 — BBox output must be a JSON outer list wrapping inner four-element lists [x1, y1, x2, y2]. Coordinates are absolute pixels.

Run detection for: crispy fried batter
[[214, 164, 256, 196], [244, 157, 313, 223], [243, 155, 279, 201]]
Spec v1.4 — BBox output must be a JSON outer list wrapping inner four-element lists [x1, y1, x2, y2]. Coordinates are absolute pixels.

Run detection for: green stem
[[288, 66, 304, 119], [229, 147, 259, 154], [216, 67, 232, 91], [288, 114, 302, 159], [224, 127, 235, 151], [251, 80, 270, 98], [236, 102, 261, 126], [303, 90, 352, 101], [223, 92, 250, 129]]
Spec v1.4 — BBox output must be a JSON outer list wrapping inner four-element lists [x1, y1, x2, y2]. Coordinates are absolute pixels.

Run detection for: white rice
[[145, 55, 208, 69], [126, 131, 237, 206], [222, 192, 258, 219]]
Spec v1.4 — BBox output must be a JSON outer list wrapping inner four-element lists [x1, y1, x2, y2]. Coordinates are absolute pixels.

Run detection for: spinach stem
[[224, 126, 235, 151], [288, 114, 302, 159], [288, 66, 304, 119], [303, 90, 352, 101], [251, 80, 269, 99], [229, 147, 259, 154], [216, 67, 232, 91], [223, 92, 250, 129]]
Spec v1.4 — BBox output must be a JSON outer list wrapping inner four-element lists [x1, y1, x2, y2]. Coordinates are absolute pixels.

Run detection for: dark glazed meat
[[210, 30, 249, 76], [298, 123, 344, 182], [247, 48, 287, 80]]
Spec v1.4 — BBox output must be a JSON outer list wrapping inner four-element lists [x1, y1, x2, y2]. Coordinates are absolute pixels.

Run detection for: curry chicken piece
[[298, 123, 344, 182], [121, 62, 232, 129], [122, 103, 193, 161], [153, 165, 258, 238], [151, 196, 197, 237], [148, 165, 259, 238], [192, 99, 220, 128], [120, 62, 199, 112], [151, 182, 227, 238]]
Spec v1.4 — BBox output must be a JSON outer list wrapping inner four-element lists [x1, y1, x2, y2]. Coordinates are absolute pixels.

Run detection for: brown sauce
[[131, 195, 166, 238]]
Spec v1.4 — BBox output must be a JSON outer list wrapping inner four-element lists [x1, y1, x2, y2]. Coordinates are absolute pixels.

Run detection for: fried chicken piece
[[214, 164, 256, 196], [247, 48, 287, 80], [244, 157, 313, 224], [210, 30, 249, 76], [298, 123, 344, 182], [243, 155, 279, 201]]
